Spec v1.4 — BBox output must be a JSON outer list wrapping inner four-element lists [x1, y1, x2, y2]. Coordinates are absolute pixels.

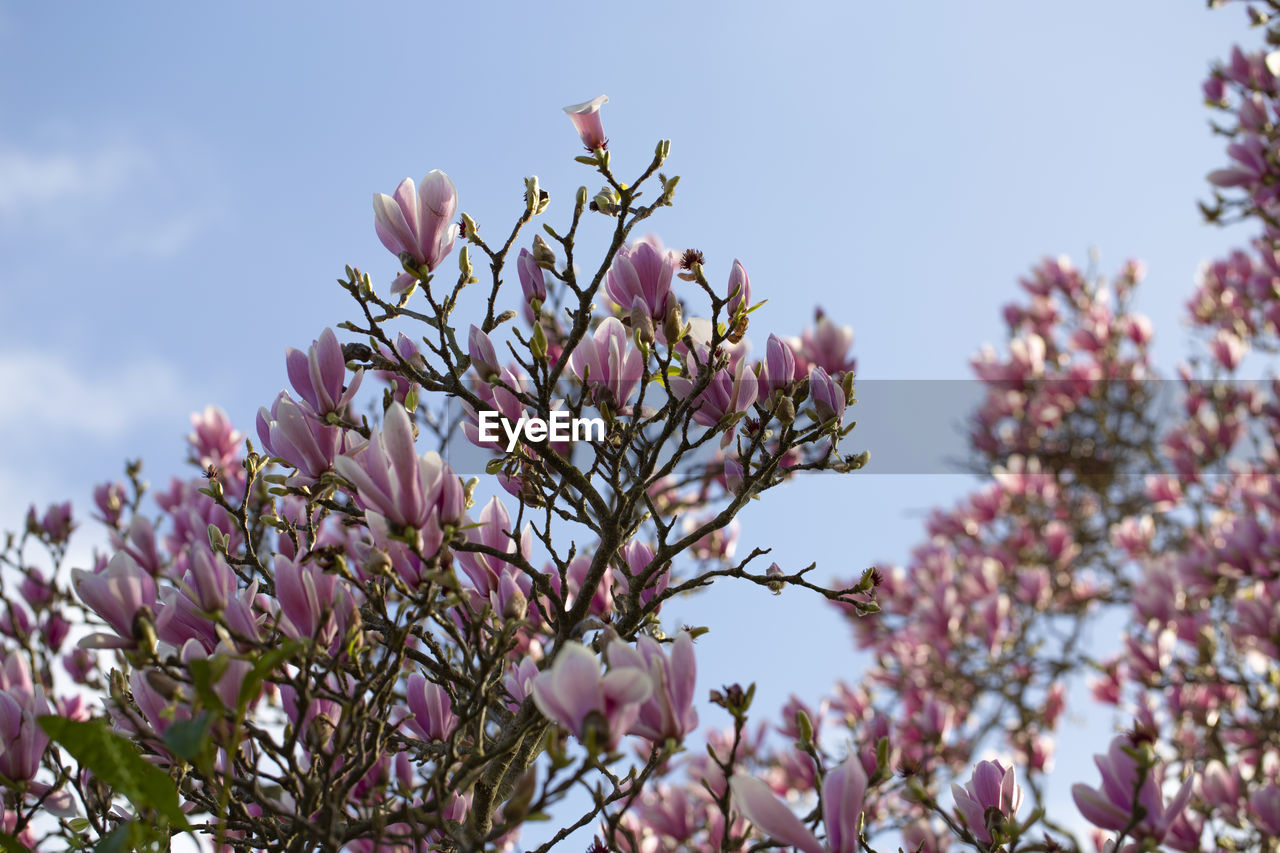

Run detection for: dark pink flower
[[563, 95, 609, 151], [286, 328, 364, 418], [404, 673, 458, 742], [373, 171, 459, 293], [952, 759, 1022, 843]]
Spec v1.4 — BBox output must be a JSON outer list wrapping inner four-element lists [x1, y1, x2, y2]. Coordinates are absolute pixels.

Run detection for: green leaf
[[187, 656, 230, 714], [0, 831, 33, 853], [39, 717, 189, 829], [95, 822, 144, 853], [162, 712, 212, 762], [237, 640, 302, 715]]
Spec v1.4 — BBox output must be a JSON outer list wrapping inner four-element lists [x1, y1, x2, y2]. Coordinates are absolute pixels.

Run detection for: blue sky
[[0, 0, 1258, 844]]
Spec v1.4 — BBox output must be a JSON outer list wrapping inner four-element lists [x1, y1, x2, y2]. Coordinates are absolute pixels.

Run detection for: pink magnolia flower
[[797, 311, 856, 377], [93, 481, 128, 526], [274, 555, 360, 651], [73, 551, 156, 648], [726, 259, 751, 317], [517, 247, 547, 305], [26, 502, 73, 544], [187, 405, 242, 473], [605, 239, 677, 324], [456, 497, 532, 598], [612, 540, 669, 611], [1250, 783, 1280, 836], [256, 391, 347, 487], [809, 366, 846, 425], [530, 642, 652, 751], [760, 334, 798, 399], [606, 632, 698, 743], [0, 656, 50, 782], [952, 759, 1023, 843], [404, 673, 458, 742], [563, 95, 609, 151], [1071, 736, 1195, 843], [669, 347, 758, 447], [373, 170, 459, 293], [730, 754, 867, 853], [286, 328, 364, 418], [569, 317, 643, 411], [334, 402, 464, 557], [468, 325, 501, 382]]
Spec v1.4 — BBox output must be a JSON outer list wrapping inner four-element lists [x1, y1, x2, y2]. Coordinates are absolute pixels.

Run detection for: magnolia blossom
[[669, 346, 758, 447], [274, 555, 361, 651], [530, 642, 652, 751], [404, 673, 458, 742], [606, 632, 698, 743], [517, 247, 547, 305], [809, 366, 846, 425], [256, 391, 347, 487], [726, 259, 751, 317], [730, 755, 867, 853], [1071, 736, 1195, 843], [569, 317, 643, 411], [563, 95, 609, 150], [286, 327, 364, 418], [72, 551, 156, 648], [0, 657, 50, 782], [456, 497, 532, 599], [373, 170, 459, 293], [334, 403, 464, 557], [605, 239, 677, 324], [796, 312, 856, 377], [952, 759, 1023, 843], [759, 333, 798, 399]]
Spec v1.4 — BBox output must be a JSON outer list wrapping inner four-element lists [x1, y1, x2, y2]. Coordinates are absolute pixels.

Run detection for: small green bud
[[840, 371, 856, 401], [576, 185, 589, 209], [795, 709, 814, 746], [531, 323, 548, 361], [631, 304, 655, 345], [461, 213, 479, 240], [776, 395, 796, 425], [662, 303, 684, 346], [533, 234, 557, 269], [524, 176, 541, 216]]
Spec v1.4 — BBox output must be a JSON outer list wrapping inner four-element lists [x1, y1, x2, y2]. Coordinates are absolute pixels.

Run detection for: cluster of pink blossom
[[6, 4, 1280, 851], [0, 90, 874, 852]]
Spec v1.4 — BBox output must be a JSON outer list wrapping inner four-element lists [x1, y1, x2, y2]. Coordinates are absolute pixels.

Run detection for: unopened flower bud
[[145, 669, 184, 702], [581, 709, 611, 755], [532, 235, 557, 269], [531, 323, 548, 361], [662, 302, 684, 345], [524, 176, 541, 216], [766, 562, 785, 594], [366, 548, 393, 578], [776, 396, 796, 425], [795, 708, 814, 747], [503, 584, 528, 622], [461, 213, 479, 241], [631, 303, 655, 345]]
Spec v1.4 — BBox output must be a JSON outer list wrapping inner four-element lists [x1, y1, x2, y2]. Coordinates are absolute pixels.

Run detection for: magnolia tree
[[5, 4, 1280, 852]]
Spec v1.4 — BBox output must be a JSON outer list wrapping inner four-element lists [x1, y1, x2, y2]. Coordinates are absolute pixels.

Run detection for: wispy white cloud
[[0, 140, 212, 259], [0, 350, 202, 440], [0, 146, 148, 219]]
